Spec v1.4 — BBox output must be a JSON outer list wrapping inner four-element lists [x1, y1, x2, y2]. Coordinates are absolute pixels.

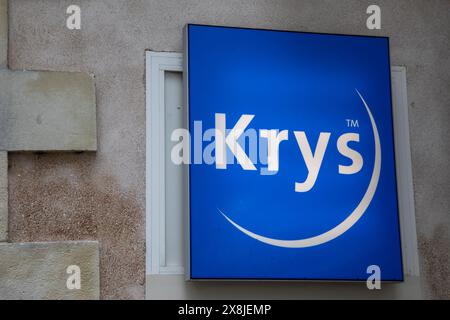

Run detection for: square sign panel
[[185, 24, 403, 281]]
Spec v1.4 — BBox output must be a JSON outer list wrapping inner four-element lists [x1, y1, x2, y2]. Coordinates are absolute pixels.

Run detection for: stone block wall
[[0, 0, 100, 299]]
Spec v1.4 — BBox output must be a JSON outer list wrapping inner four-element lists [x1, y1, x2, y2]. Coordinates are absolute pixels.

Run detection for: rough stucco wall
[[7, 0, 450, 299], [0, 0, 6, 67]]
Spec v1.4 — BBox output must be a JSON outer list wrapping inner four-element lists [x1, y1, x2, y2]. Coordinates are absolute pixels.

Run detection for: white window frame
[[146, 51, 183, 275], [391, 66, 420, 277], [146, 52, 420, 279]]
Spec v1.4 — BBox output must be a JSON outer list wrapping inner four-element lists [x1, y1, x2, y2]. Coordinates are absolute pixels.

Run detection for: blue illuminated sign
[[185, 24, 403, 281]]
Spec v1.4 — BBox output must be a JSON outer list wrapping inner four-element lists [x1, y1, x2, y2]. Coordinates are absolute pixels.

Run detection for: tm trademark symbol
[[346, 119, 359, 128]]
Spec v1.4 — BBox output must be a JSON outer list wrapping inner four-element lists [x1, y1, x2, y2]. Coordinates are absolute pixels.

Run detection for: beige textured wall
[[6, 0, 450, 299]]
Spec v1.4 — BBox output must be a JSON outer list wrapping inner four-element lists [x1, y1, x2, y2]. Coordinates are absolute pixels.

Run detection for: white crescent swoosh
[[219, 89, 381, 248]]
